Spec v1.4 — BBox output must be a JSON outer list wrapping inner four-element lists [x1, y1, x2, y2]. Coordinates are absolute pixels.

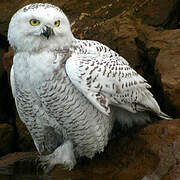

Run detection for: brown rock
[[141, 119, 180, 180], [0, 119, 179, 179], [0, 124, 14, 156], [136, 25, 180, 117], [156, 48, 180, 116], [0, 2, 17, 37], [0, 49, 6, 77], [2, 47, 14, 80], [16, 118, 36, 152], [135, 0, 179, 28], [0, 152, 38, 175]]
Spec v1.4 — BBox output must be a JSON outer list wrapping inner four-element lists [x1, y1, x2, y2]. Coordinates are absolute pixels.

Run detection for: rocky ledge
[[0, 119, 179, 179]]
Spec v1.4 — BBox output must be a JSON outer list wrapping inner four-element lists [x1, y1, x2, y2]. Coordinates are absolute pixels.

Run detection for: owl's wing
[[65, 53, 159, 116]]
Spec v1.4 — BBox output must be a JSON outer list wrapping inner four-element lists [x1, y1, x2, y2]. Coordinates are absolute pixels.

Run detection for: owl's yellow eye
[[54, 20, 60, 27], [30, 19, 40, 26]]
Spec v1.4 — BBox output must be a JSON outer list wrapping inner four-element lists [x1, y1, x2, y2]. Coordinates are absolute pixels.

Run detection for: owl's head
[[8, 3, 74, 52]]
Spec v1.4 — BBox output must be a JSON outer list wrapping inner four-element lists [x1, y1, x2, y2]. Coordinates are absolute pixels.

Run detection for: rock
[[0, 72, 15, 124], [0, 49, 6, 77], [0, 33, 9, 77], [135, 0, 180, 28], [0, 119, 179, 179], [2, 47, 13, 80], [156, 48, 180, 117], [0, 152, 38, 175], [136, 24, 180, 117], [16, 118, 36, 152], [0, 2, 16, 37], [0, 124, 14, 156], [140, 119, 180, 180]]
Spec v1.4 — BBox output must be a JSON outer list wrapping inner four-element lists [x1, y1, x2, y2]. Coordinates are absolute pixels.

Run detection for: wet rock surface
[[0, 0, 179, 179]]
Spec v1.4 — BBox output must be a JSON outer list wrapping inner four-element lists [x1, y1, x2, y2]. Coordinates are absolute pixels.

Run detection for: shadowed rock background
[[0, 0, 179, 179]]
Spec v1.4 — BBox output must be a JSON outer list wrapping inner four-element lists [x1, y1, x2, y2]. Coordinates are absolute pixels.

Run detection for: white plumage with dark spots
[[8, 3, 170, 173]]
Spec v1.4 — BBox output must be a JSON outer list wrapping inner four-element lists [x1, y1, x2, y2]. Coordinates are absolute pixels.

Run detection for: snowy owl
[[8, 3, 170, 173]]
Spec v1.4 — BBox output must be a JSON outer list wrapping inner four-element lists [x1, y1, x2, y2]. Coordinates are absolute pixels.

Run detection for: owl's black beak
[[41, 26, 53, 39]]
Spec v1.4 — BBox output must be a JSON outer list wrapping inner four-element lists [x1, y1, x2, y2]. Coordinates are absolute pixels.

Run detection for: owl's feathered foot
[[38, 140, 76, 173]]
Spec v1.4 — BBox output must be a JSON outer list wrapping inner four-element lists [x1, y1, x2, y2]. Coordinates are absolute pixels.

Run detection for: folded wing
[[65, 53, 170, 119]]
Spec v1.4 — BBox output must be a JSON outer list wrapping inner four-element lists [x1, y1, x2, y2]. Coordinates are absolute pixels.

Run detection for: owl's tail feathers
[[140, 90, 172, 120], [158, 111, 172, 120]]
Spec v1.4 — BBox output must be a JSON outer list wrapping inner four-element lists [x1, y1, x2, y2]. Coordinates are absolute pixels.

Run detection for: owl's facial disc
[[41, 25, 54, 39], [8, 3, 75, 52]]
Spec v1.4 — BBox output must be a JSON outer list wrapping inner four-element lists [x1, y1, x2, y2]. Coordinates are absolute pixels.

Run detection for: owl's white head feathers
[[8, 3, 74, 52]]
